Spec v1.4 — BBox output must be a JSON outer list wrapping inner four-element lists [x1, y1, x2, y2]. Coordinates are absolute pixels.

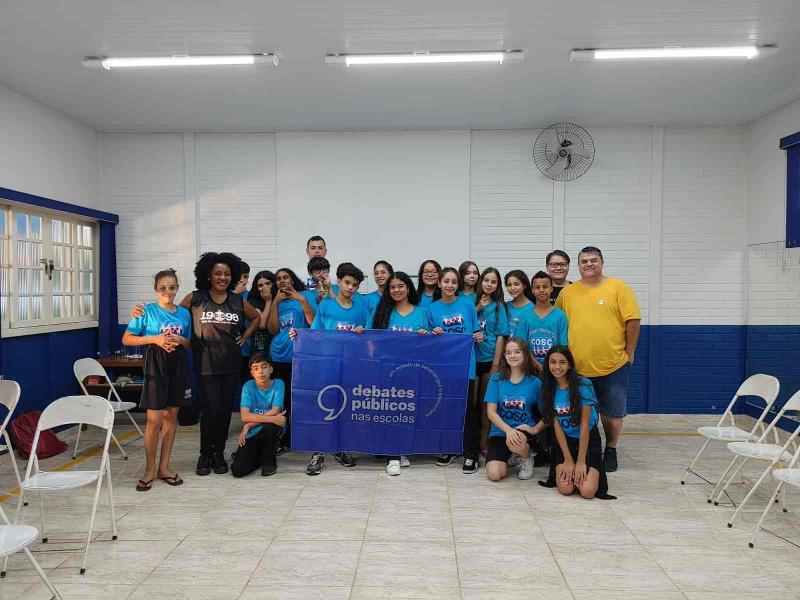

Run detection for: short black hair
[[546, 250, 570, 265], [194, 252, 242, 291], [336, 262, 364, 283], [579, 246, 604, 261], [248, 352, 271, 369], [531, 270, 553, 284], [306, 235, 326, 248], [239, 261, 251, 276], [307, 256, 331, 275]]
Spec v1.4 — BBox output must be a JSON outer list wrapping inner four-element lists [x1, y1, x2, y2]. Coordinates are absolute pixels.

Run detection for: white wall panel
[[469, 130, 554, 278], [276, 131, 470, 287], [564, 128, 653, 323], [661, 127, 747, 325], [195, 134, 277, 271], [0, 83, 98, 208], [100, 134, 195, 320]]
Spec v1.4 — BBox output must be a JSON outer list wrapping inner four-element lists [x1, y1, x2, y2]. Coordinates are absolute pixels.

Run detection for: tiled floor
[[1, 414, 799, 599]]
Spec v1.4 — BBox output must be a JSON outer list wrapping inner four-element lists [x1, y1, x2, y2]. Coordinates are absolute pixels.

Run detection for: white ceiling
[[1, 0, 799, 132]]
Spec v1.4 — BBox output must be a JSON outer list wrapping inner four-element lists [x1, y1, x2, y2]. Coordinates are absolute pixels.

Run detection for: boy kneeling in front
[[231, 353, 287, 477]]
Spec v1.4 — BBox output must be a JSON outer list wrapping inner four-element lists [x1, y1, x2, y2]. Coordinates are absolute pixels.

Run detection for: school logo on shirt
[[479, 318, 487, 331], [441, 314, 465, 333], [335, 322, 358, 331], [200, 310, 240, 324], [160, 324, 183, 336], [529, 327, 555, 358], [503, 398, 526, 410], [279, 314, 295, 330], [390, 325, 416, 333]]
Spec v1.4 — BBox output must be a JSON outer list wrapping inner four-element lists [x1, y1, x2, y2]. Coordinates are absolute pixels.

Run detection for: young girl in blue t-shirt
[[457, 260, 480, 301], [429, 267, 484, 474], [539, 345, 614, 499], [123, 268, 192, 492], [484, 337, 546, 482], [416, 259, 441, 308]]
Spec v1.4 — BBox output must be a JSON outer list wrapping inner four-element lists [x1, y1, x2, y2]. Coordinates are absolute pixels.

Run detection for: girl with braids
[[123, 269, 191, 491], [539, 345, 614, 499]]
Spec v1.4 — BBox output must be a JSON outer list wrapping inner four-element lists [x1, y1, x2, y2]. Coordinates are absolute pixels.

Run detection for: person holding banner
[[267, 268, 315, 451], [429, 267, 484, 474], [457, 261, 480, 301], [416, 259, 441, 308], [370, 270, 429, 475], [361, 260, 394, 321], [475, 267, 509, 452], [306, 262, 371, 475], [539, 345, 614, 499], [484, 337, 546, 482]]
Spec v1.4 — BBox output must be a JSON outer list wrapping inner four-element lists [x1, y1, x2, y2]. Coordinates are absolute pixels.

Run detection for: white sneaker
[[399, 456, 411, 468], [386, 460, 401, 476], [517, 455, 534, 480], [508, 454, 522, 468]]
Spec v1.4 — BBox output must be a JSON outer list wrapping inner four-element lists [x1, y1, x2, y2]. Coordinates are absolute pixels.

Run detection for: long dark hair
[[194, 252, 242, 291], [433, 267, 459, 301], [247, 270, 277, 310], [416, 259, 442, 297], [540, 345, 590, 429], [496, 337, 536, 380], [504, 269, 535, 303], [475, 267, 505, 309], [457, 260, 479, 293], [372, 272, 419, 330], [274, 268, 307, 292]]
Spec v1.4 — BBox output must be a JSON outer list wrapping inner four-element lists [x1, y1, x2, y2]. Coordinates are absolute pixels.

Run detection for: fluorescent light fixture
[[570, 44, 777, 61], [325, 50, 524, 66], [82, 53, 278, 70]]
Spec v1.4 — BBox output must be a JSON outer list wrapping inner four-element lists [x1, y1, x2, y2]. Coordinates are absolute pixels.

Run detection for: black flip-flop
[[136, 479, 154, 492], [158, 473, 184, 486]]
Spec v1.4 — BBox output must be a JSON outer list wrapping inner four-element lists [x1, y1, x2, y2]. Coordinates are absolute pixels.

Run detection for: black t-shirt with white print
[[190, 290, 245, 375]]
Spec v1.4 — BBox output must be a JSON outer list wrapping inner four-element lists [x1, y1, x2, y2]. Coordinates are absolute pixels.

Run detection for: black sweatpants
[[463, 379, 480, 460], [199, 372, 239, 456], [272, 362, 293, 447], [231, 424, 282, 477]]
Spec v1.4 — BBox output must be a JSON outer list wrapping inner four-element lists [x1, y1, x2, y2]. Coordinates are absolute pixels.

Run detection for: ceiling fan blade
[[545, 155, 569, 177]]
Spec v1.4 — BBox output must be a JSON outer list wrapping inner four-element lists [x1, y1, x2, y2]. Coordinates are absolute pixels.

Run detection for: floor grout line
[[347, 471, 378, 600]]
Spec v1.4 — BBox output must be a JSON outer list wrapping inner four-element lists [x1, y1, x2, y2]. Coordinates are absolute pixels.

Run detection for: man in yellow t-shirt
[[555, 246, 641, 472]]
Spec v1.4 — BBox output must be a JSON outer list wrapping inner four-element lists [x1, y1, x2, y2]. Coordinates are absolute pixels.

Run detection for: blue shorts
[[589, 363, 630, 418]]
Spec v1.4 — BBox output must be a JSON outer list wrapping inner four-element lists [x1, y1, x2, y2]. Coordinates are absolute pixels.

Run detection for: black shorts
[[545, 426, 611, 498], [140, 372, 189, 411], [486, 431, 539, 463], [476, 361, 493, 378]]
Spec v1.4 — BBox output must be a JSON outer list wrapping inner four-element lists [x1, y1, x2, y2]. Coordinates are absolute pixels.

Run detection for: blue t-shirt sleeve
[[497, 303, 510, 337], [557, 310, 568, 347], [483, 373, 500, 404], [240, 381, 255, 411], [579, 379, 598, 407], [272, 379, 285, 410], [126, 313, 146, 336]]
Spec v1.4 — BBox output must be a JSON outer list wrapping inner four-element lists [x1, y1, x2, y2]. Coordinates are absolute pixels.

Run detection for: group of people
[[123, 235, 640, 500]]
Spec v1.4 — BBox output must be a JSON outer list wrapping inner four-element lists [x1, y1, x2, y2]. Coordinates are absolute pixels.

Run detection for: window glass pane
[[52, 219, 62, 243], [0, 210, 5, 235], [15, 213, 27, 237], [30, 216, 42, 240], [80, 271, 93, 293], [81, 294, 92, 316], [81, 249, 93, 270]]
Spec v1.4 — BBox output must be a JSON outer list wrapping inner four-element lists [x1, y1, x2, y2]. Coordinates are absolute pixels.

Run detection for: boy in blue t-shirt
[[524, 271, 568, 370], [230, 353, 286, 478], [307, 262, 369, 475]]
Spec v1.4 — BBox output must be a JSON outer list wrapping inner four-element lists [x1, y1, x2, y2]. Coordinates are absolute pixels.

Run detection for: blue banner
[[291, 329, 472, 454]]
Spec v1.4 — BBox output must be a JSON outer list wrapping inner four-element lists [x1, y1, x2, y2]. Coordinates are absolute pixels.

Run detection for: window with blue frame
[[780, 131, 800, 248]]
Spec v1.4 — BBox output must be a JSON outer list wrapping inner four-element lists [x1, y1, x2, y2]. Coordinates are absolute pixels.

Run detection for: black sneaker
[[306, 453, 325, 476], [261, 464, 277, 477], [196, 453, 211, 476], [604, 447, 618, 473], [211, 452, 228, 475], [462, 457, 478, 474], [436, 454, 455, 467], [334, 452, 357, 468], [276, 445, 289, 456]]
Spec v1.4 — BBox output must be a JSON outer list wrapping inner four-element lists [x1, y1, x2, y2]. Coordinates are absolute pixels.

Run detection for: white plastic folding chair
[[0, 503, 62, 599], [682, 374, 779, 485], [748, 442, 800, 548], [710, 390, 800, 528], [15, 395, 118, 575], [0, 381, 24, 513], [73, 357, 143, 460]]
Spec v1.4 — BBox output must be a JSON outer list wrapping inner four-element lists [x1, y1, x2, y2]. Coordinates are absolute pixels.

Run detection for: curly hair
[[194, 252, 243, 291]]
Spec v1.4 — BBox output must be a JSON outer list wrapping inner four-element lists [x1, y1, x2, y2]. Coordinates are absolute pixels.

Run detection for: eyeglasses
[[422, 270, 439, 276], [157, 285, 178, 292], [547, 262, 569, 269]]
